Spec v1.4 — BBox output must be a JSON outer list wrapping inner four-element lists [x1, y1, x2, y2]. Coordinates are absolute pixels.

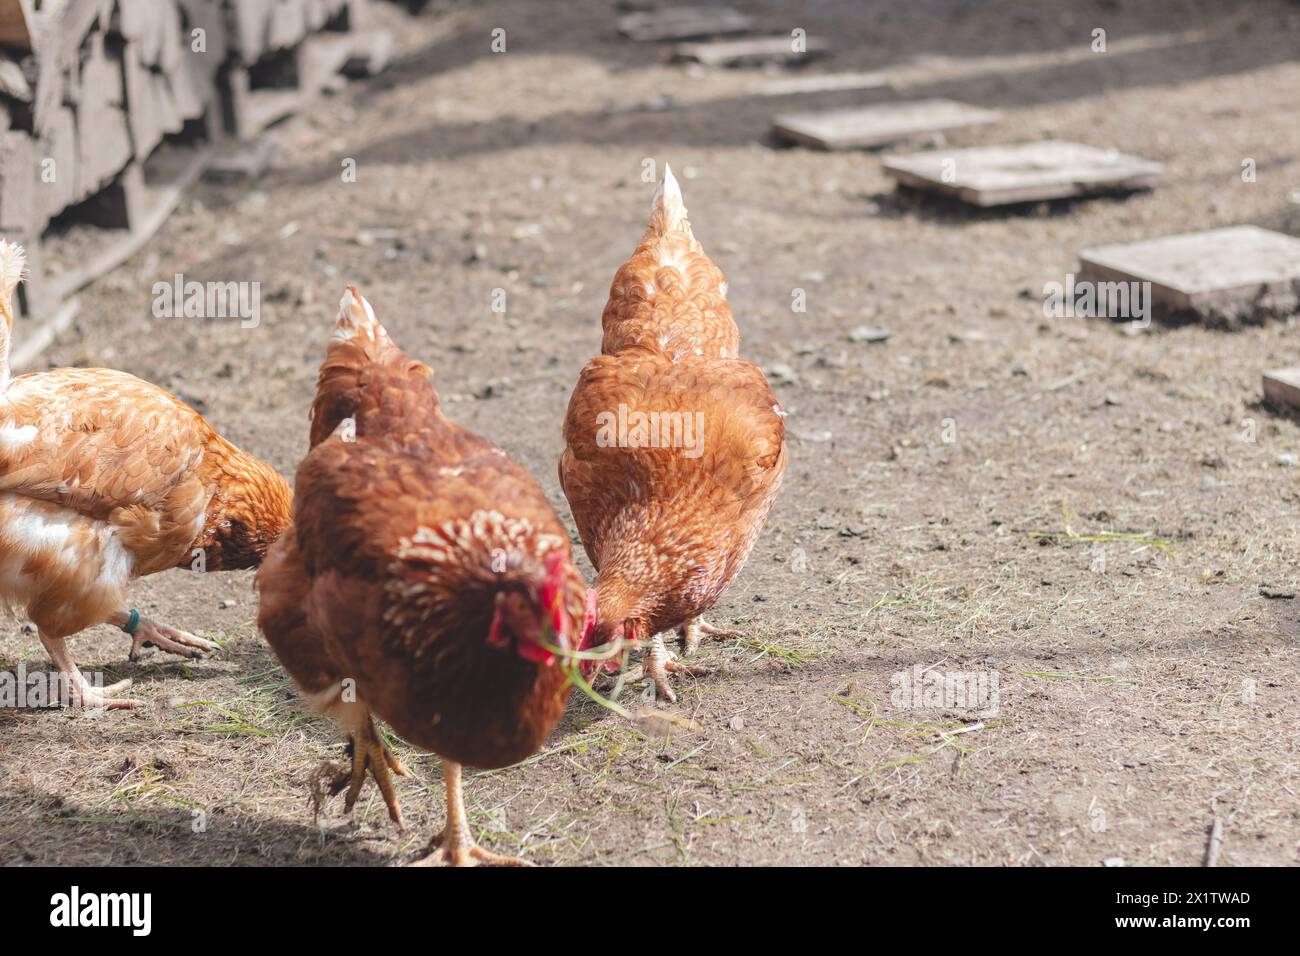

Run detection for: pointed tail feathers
[[309, 285, 424, 447], [331, 285, 400, 362], [0, 239, 27, 388], [642, 163, 692, 242], [0, 240, 24, 310]]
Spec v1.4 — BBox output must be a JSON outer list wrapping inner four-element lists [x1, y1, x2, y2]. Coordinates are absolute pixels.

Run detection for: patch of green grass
[[175, 700, 271, 736], [736, 637, 824, 666], [1030, 500, 1176, 555]]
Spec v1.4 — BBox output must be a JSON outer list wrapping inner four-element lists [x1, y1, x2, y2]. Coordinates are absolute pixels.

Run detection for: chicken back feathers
[[258, 288, 587, 770], [561, 171, 787, 648], [601, 166, 740, 361], [0, 240, 291, 639]]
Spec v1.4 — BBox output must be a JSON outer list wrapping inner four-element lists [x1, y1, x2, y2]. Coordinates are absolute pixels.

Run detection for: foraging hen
[[256, 286, 593, 865], [0, 240, 292, 709], [559, 168, 787, 701]]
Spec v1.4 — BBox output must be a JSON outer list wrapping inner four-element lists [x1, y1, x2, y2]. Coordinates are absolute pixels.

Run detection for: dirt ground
[[2, 0, 1298, 866]]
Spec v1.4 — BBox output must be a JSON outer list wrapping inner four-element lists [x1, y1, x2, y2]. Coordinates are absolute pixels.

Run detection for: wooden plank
[[56, 0, 110, 63], [180, 0, 230, 75], [124, 49, 166, 159], [617, 6, 752, 42], [39, 105, 77, 223], [674, 34, 830, 67], [75, 34, 133, 199], [882, 141, 1163, 207], [0, 56, 32, 102], [772, 99, 1002, 151], [230, 0, 272, 64], [267, 0, 309, 51], [1078, 227, 1300, 313], [118, 0, 162, 63], [1263, 368, 1300, 412], [0, 129, 34, 231], [155, 0, 182, 76]]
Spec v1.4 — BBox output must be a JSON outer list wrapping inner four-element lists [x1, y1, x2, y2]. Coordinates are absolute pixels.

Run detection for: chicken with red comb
[[257, 285, 594, 865]]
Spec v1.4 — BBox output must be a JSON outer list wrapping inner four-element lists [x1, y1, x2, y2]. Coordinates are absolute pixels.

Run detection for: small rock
[[1259, 585, 1296, 599], [355, 227, 398, 247], [1277, 453, 1297, 467], [766, 363, 797, 384], [728, 715, 745, 731], [1103, 857, 1126, 868], [219, 599, 237, 609], [848, 325, 891, 344]]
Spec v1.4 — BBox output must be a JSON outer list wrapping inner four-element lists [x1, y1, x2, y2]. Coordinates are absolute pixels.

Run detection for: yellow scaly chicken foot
[[645, 631, 709, 703], [326, 714, 408, 831], [680, 616, 741, 656], [38, 631, 144, 709], [111, 610, 219, 662], [409, 760, 533, 867]]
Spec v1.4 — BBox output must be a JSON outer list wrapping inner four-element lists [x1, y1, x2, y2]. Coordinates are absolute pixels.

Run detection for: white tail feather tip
[[0, 239, 27, 301], [651, 164, 687, 230], [332, 287, 379, 342]]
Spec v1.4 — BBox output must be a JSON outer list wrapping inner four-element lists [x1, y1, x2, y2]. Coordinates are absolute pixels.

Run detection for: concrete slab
[[771, 99, 1001, 151], [1263, 368, 1300, 411], [674, 35, 830, 67], [1079, 226, 1300, 314], [881, 140, 1163, 207], [617, 6, 752, 42]]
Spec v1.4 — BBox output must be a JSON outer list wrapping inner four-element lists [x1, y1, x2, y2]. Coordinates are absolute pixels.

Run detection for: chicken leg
[[39, 630, 143, 709], [645, 630, 709, 703], [680, 616, 741, 656], [410, 761, 533, 867], [322, 711, 408, 830], [109, 609, 219, 662]]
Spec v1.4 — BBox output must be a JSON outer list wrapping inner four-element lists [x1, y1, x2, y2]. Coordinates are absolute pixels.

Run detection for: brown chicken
[[560, 167, 787, 702], [256, 286, 594, 866], [0, 240, 292, 709]]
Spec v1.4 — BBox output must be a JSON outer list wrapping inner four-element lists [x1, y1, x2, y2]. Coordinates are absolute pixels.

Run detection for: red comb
[[540, 551, 569, 638]]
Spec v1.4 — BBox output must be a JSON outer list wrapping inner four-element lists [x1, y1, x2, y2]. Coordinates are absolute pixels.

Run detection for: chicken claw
[[645, 631, 709, 704], [409, 761, 533, 867], [37, 631, 144, 709], [680, 616, 741, 656], [322, 716, 408, 830], [112, 610, 219, 662]]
